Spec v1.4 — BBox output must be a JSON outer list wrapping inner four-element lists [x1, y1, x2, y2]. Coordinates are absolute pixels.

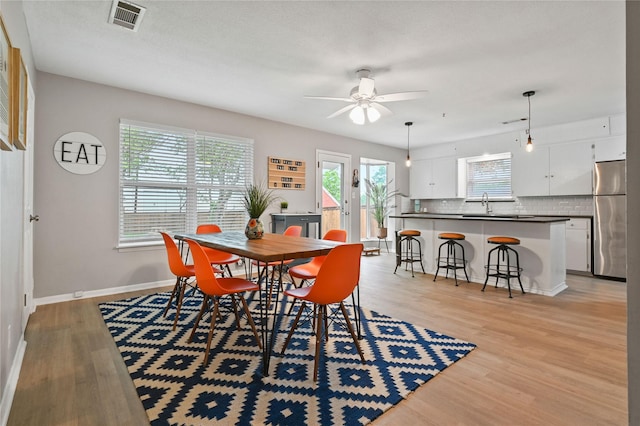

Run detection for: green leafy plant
[[242, 182, 278, 218], [365, 178, 399, 228], [280, 201, 288, 209]]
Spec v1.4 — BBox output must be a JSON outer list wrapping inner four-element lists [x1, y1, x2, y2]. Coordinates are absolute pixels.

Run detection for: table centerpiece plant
[[242, 182, 278, 239]]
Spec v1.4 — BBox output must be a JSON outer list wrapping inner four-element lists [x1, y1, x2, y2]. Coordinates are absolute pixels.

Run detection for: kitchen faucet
[[481, 192, 492, 214]]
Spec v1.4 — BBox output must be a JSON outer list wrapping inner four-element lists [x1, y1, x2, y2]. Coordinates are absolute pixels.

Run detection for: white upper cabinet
[[410, 157, 457, 199], [511, 147, 549, 196], [512, 141, 594, 196], [594, 135, 626, 162]]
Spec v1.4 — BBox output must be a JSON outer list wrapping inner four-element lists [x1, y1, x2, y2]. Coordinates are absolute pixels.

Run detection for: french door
[[316, 150, 351, 240]]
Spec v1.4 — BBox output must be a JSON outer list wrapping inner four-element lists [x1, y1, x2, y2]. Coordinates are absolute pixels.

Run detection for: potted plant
[[364, 178, 399, 239], [242, 182, 278, 239], [280, 201, 288, 213]]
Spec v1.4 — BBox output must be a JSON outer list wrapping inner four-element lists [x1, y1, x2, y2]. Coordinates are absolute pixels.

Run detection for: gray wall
[[627, 2, 639, 423], [33, 72, 408, 299]]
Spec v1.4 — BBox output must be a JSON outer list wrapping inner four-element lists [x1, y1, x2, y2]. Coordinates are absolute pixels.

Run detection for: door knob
[[29, 214, 39, 222]]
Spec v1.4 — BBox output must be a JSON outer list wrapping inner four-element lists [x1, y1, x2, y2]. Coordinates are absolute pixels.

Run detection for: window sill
[[116, 241, 164, 253]]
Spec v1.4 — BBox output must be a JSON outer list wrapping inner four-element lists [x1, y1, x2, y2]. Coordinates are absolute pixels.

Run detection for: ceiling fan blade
[[327, 103, 356, 119], [358, 77, 375, 98], [304, 95, 354, 102], [375, 90, 429, 102], [371, 102, 393, 116]]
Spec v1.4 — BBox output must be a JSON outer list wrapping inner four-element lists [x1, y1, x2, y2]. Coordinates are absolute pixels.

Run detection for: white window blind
[[119, 120, 253, 246], [464, 152, 512, 199]]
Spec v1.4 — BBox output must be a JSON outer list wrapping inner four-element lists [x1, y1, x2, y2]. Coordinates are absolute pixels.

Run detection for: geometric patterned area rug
[[99, 291, 476, 425]]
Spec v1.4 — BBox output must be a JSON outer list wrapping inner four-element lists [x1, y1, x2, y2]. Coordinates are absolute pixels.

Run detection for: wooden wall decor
[[268, 156, 305, 190], [10, 47, 27, 150]]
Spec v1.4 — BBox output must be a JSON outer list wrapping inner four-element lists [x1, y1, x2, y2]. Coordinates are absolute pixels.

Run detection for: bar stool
[[482, 236, 525, 298], [434, 232, 470, 286], [394, 229, 426, 277]]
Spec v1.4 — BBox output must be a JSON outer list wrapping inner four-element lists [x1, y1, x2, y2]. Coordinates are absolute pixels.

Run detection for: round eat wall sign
[[53, 132, 106, 175]]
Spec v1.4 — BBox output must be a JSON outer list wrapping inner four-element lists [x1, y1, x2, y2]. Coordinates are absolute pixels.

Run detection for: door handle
[[29, 214, 39, 222]]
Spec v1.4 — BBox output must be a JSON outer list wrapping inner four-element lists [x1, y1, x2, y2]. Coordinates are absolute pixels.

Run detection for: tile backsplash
[[419, 195, 594, 217]]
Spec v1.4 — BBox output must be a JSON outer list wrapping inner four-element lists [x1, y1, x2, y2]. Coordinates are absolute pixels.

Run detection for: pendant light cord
[[528, 94, 531, 135]]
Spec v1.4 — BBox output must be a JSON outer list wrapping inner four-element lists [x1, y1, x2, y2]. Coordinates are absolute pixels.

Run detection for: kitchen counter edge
[[391, 213, 570, 223]]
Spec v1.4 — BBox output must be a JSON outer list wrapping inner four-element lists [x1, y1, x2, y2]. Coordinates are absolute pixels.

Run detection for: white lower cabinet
[[566, 218, 591, 273]]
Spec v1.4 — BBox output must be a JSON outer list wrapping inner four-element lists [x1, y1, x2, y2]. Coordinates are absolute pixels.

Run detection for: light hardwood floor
[[8, 253, 627, 425]]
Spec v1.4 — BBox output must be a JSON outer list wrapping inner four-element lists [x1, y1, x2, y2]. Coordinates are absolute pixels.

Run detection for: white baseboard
[[0, 339, 26, 426], [34, 279, 174, 307]]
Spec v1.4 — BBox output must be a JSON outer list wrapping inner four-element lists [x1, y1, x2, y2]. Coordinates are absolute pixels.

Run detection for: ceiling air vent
[[108, 0, 146, 32]]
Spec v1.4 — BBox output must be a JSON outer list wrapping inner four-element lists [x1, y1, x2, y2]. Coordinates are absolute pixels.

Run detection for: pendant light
[[405, 121, 413, 167], [523, 90, 535, 152]]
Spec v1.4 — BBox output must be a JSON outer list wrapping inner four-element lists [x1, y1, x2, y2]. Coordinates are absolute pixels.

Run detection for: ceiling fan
[[305, 69, 428, 125]]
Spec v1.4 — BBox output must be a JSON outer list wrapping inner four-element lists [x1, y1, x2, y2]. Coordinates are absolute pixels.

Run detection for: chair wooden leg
[[188, 294, 209, 343], [281, 301, 306, 354], [229, 294, 241, 329], [313, 304, 324, 381], [163, 276, 181, 318], [324, 305, 330, 342], [339, 302, 365, 364], [172, 278, 188, 331], [239, 296, 262, 350], [203, 298, 219, 366]]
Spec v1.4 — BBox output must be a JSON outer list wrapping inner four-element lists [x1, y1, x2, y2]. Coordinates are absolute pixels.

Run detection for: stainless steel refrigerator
[[593, 159, 626, 280]]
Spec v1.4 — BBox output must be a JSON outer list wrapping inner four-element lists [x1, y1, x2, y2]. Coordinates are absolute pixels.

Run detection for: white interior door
[[316, 150, 351, 239], [22, 80, 35, 327]]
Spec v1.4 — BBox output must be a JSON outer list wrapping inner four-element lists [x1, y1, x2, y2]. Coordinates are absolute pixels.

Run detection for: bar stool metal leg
[[434, 233, 469, 286], [483, 237, 525, 298]]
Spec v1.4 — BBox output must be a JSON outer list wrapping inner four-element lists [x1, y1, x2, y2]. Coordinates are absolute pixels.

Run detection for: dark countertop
[[391, 213, 571, 223]]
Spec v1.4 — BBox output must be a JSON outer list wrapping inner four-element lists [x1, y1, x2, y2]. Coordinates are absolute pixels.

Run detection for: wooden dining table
[[174, 231, 345, 376]]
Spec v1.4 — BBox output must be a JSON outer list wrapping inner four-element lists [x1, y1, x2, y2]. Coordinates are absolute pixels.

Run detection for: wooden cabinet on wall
[[512, 141, 594, 196], [566, 217, 592, 273], [410, 157, 457, 199]]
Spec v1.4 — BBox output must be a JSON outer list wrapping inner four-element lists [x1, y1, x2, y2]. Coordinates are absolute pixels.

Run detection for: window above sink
[[458, 152, 514, 201]]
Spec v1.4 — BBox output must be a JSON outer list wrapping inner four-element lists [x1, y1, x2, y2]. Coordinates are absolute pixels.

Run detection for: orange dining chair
[[288, 229, 347, 288], [160, 232, 221, 331], [280, 243, 366, 381], [185, 239, 262, 366], [196, 224, 242, 277], [251, 225, 303, 306]]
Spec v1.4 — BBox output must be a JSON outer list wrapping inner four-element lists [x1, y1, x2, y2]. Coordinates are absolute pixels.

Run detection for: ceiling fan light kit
[[305, 69, 427, 125], [523, 90, 535, 152]]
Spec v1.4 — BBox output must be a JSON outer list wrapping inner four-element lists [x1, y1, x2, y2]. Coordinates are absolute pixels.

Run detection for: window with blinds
[[461, 152, 512, 200], [119, 120, 253, 246]]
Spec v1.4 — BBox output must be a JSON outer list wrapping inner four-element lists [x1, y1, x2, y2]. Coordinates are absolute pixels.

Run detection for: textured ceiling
[[22, 0, 626, 149]]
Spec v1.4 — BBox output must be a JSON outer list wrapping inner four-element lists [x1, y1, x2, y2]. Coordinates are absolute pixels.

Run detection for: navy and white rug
[[99, 292, 476, 425]]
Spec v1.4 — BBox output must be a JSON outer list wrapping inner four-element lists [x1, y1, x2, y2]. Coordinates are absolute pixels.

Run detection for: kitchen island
[[390, 213, 570, 296]]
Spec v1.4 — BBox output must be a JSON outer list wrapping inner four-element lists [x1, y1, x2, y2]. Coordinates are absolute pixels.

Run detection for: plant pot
[[377, 227, 388, 239], [245, 218, 265, 239]]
